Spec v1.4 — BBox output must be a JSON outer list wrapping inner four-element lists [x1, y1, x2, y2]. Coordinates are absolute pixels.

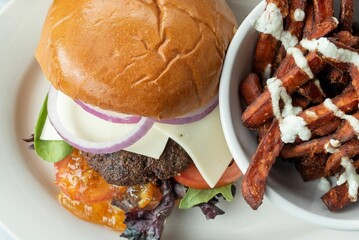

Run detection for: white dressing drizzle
[[323, 99, 359, 138], [263, 64, 272, 80], [306, 110, 318, 119], [337, 157, 359, 201], [318, 177, 332, 192], [313, 79, 324, 95], [324, 139, 341, 153], [294, 9, 305, 22], [287, 47, 314, 78], [254, 3, 298, 50], [267, 77, 311, 143], [300, 37, 359, 68]]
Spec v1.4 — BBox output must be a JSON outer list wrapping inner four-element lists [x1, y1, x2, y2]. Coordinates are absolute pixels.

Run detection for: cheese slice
[[154, 107, 233, 188], [42, 91, 233, 187]]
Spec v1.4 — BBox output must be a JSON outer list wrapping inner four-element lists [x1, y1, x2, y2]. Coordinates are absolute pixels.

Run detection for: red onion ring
[[76, 96, 218, 125], [158, 96, 219, 124], [76, 100, 141, 124], [47, 87, 154, 154]]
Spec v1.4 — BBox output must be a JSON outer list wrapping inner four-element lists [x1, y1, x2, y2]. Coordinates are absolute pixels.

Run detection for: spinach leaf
[[179, 184, 234, 209], [33, 95, 73, 162]]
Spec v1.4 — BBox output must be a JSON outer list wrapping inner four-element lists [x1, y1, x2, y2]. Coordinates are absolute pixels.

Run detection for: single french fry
[[295, 154, 327, 181], [298, 80, 325, 103], [253, 34, 278, 80], [335, 31, 359, 47], [312, 118, 342, 137], [281, 135, 334, 158], [253, 0, 289, 80], [242, 121, 283, 210], [313, 0, 334, 25], [306, 17, 339, 40], [286, 0, 307, 38], [258, 121, 273, 143], [243, 52, 325, 129], [339, 0, 354, 32], [303, 1, 315, 38], [349, 65, 359, 99], [301, 88, 358, 130], [239, 73, 262, 106], [321, 183, 352, 211], [325, 139, 359, 175]]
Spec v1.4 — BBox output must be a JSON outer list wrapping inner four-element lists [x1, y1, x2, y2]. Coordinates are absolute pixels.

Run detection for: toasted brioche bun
[[36, 0, 237, 119]]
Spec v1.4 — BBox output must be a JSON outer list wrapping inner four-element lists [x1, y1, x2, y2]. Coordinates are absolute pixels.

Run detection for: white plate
[[0, 0, 358, 240]]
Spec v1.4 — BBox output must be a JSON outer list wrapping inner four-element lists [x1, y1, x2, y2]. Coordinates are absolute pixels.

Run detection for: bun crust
[[36, 0, 237, 119]]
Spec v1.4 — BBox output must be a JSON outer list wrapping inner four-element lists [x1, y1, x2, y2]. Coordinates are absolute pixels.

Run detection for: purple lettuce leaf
[[120, 180, 174, 240]]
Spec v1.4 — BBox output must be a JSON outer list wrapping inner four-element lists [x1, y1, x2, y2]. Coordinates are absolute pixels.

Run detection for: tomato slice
[[54, 150, 118, 204], [174, 162, 242, 189]]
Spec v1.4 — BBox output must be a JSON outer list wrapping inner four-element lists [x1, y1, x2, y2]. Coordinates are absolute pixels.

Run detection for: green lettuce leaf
[[33, 95, 73, 162], [179, 184, 234, 209]]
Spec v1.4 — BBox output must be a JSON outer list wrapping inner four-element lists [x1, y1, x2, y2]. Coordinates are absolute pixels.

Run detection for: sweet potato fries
[[240, 0, 359, 211]]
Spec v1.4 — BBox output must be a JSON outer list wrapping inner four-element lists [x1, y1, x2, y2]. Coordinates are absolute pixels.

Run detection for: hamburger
[[31, 0, 239, 239]]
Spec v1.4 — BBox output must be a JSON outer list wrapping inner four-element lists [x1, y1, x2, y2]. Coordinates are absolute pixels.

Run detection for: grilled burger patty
[[81, 139, 192, 186]]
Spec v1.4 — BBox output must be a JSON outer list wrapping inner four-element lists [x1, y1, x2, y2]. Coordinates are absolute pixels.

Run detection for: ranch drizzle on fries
[[240, 0, 359, 211]]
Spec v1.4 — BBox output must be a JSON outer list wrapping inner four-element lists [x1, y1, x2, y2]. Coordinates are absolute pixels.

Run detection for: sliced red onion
[[158, 96, 219, 124], [76, 100, 141, 124], [47, 86, 154, 154]]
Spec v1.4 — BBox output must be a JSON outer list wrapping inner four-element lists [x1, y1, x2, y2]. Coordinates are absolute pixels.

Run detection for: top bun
[[36, 0, 237, 119]]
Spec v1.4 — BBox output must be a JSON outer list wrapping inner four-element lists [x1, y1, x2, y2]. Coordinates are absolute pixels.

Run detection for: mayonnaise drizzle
[[313, 79, 324, 95], [294, 9, 305, 22], [263, 64, 272, 80], [287, 47, 314, 78], [318, 177, 332, 192], [254, 3, 298, 50], [323, 99, 359, 138], [324, 139, 341, 153], [337, 157, 359, 201], [267, 77, 311, 143], [300, 37, 359, 68]]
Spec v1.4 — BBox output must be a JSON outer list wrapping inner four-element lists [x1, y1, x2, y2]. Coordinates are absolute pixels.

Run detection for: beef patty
[[81, 139, 192, 186]]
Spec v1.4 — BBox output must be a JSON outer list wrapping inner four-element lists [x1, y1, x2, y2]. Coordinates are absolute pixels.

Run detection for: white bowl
[[219, 1, 359, 231]]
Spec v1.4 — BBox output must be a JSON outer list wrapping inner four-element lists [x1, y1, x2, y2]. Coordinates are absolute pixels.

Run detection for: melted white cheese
[[287, 47, 314, 78], [323, 99, 359, 138], [294, 9, 305, 22], [337, 157, 359, 201], [267, 77, 311, 143], [324, 139, 341, 153], [254, 3, 298, 50], [41, 91, 232, 188], [300, 37, 359, 68], [154, 108, 233, 188]]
